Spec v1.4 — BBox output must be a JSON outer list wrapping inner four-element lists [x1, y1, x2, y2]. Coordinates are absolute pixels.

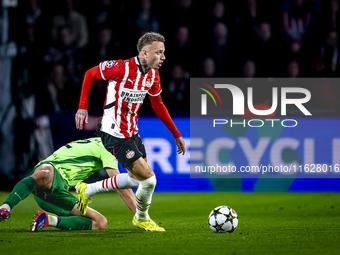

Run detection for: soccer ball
[[208, 206, 238, 233]]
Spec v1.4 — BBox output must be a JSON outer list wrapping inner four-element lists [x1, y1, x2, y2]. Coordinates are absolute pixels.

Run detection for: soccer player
[[0, 137, 139, 231], [75, 32, 186, 232]]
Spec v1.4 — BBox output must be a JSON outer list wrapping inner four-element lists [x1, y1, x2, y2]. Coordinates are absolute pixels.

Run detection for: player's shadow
[[0, 229, 34, 233], [1, 228, 159, 235], [29, 229, 145, 235]]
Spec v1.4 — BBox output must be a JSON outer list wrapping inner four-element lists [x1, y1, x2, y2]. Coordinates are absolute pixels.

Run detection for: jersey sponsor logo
[[126, 150, 135, 159], [106, 61, 115, 68], [120, 90, 146, 103]]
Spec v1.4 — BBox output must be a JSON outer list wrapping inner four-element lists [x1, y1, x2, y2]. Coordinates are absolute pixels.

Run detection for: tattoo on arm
[[77, 109, 87, 116]]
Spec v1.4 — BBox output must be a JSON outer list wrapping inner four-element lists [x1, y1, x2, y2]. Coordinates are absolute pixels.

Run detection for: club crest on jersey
[[126, 150, 135, 159], [146, 80, 152, 87], [106, 61, 115, 68]]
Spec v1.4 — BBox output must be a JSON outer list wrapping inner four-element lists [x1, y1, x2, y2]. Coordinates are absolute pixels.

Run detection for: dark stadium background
[[1, 0, 340, 191]]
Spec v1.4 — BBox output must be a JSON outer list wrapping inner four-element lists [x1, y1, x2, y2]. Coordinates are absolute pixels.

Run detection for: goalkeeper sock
[[85, 173, 139, 198], [135, 175, 156, 222], [0, 204, 10, 212], [48, 215, 58, 227], [56, 216, 92, 230], [3, 177, 38, 210]]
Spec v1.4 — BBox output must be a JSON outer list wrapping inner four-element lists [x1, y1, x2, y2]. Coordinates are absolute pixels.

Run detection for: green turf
[[0, 192, 339, 255]]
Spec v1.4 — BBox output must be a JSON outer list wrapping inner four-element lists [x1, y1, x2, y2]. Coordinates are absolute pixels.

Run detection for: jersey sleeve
[[148, 71, 162, 97], [78, 66, 102, 110], [99, 60, 124, 81], [100, 149, 119, 170]]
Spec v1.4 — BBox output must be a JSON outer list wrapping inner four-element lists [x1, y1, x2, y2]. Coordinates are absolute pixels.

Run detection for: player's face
[[144, 41, 166, 69]]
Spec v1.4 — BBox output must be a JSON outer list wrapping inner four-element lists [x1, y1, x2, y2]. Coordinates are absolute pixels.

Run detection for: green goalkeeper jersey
[[32, 137, 118, 187]]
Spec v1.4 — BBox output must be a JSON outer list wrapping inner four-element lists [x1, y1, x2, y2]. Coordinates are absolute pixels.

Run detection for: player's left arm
[[105, 168, 137, 214], [149, 94, 186, 155]]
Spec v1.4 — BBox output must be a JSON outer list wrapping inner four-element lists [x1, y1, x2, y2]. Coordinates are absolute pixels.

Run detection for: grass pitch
[[0, 192, 339, 255]]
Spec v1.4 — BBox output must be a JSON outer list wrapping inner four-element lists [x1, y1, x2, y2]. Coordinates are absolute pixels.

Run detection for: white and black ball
[[208, 206, 238, 233]]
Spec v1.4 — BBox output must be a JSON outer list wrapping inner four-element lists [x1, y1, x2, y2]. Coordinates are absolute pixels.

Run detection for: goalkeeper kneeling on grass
[[0, 137, 139, 231]]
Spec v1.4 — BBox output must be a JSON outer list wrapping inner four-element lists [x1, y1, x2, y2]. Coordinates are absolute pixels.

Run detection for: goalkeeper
[[0, 137, 139, 231]]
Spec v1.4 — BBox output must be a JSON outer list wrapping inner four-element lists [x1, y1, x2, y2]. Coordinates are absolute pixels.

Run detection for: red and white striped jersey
[[99, 56, 162, 138]]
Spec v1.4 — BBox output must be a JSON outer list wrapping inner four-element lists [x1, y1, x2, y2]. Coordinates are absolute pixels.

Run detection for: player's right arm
[[75, 66, 102, 129], [105, 168, 137, 214], [76, 60, 124, 130]]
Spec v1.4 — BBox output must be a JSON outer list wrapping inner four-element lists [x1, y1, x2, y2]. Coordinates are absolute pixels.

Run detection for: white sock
[[135, 175, 156, 222], [48, 215, 58, 227], [85, 173, 139, 198], [0, 204, 10, 211]]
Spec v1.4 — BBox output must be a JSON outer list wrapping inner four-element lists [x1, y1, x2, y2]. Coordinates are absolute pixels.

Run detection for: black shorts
[[101, 132, 146, 168]]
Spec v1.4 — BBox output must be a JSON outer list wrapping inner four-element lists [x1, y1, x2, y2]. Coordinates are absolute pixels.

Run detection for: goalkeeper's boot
[[132, 215, 165, 232], [30, 210, 48, 231], [0, 208, 10, 222], [75, 182, 91, 216]]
